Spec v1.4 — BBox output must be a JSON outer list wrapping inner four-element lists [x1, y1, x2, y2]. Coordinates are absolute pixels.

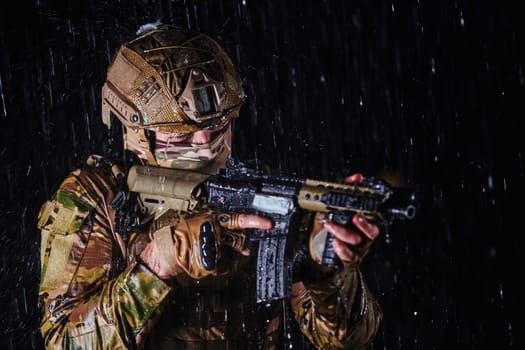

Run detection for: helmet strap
[[124, 128, 159, 166]]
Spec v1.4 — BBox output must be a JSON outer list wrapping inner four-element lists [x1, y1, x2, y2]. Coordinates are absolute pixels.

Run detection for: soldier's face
[[152, 122, 232, 170]]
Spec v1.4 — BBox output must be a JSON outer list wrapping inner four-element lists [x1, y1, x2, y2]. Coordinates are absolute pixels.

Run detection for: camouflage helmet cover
[[102, 25, 245, 134]]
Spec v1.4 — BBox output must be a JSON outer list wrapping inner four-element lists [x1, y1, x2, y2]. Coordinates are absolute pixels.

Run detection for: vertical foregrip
[[321, 211, 354, 267]]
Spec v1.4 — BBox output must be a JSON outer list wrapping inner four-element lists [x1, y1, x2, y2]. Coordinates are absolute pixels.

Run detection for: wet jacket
[[38, 160, 382, 349]]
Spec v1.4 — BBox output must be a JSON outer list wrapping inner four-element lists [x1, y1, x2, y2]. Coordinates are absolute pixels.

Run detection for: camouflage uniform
[[38, 160, 382, 349]]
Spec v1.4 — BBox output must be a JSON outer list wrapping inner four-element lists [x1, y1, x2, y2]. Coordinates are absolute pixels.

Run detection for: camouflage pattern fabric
[[38, 158, 382, 349], [293, 269, 383, 349], [38, 165, 171, 349]]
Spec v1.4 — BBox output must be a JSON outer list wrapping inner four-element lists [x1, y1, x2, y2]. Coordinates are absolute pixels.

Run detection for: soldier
[[37, 25, 382, 349]]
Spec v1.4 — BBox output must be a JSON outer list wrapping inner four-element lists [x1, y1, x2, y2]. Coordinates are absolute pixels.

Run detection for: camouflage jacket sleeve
[[38, 166, 171, 349], [291, 266, 382, 350]]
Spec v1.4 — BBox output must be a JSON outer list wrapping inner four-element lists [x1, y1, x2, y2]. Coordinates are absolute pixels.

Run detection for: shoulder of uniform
[[37, 155, 124, 232]]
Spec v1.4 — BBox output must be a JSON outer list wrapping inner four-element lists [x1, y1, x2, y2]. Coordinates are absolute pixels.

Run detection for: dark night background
[[0, 0, 523, 349]]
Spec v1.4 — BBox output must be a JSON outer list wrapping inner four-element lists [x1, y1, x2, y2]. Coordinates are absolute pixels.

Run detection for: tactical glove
[[149, 210, 248, 279]]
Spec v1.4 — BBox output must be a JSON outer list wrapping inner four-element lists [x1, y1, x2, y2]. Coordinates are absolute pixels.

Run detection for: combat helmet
[[100, 24, 244, 170], [102, 24, 244, 134]]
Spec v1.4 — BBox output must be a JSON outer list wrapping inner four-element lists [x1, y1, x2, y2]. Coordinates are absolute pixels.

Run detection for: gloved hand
[[140, 209, 272, 279], [308, 174, 380, 270]]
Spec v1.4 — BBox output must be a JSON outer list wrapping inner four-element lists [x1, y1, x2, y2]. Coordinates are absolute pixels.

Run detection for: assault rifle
[[127, 158, 416, 303]]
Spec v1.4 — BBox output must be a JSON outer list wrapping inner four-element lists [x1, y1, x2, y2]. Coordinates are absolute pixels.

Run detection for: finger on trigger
[[217, 213, 273, 230], [236, 214, 273, 229]]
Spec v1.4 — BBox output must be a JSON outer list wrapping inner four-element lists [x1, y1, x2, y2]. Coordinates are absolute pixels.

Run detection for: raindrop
[[85, 113, 91, 141], [460, 14, 465, 28], [106, 40, 112, 63], [508, 322, 513, 345], [49, 48, 55, 77], [290, 67, 297, 87], [487, 175, 494, 190], [0, 74, 6, 117], [47, 81, 53, 106], [22, 288, 28, 315]]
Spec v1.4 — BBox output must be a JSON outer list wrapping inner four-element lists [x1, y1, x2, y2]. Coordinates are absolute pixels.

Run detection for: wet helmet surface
[[102, 25, 245, 134]]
